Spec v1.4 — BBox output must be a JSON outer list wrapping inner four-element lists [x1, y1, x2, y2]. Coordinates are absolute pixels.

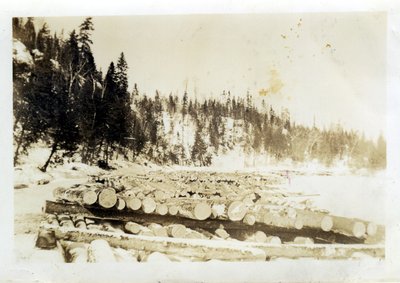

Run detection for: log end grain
[[168, 205, 179, 216], [227, 201, 248, 221], [194, 203, 212, 220], [98, 188, 117, 209], [142, 197, 157, 214], [353, 222, 367, 238], [156, 203, 169, 216], [321, 216, 333, 232], [243, 214, 256, 226], [125, 222, 143, 234], [82, 190, 98, 206], [127, 197, 142, 210]]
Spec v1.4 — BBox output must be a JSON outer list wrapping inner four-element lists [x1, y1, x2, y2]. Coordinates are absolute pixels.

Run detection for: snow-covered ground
[[286, 174, 385, 224]]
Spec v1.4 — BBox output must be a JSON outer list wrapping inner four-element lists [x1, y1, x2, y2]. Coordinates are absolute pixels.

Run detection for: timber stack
[[35, 170, 385, 262]]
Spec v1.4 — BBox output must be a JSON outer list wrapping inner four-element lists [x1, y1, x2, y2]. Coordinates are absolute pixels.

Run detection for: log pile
[[35, 170, 385, 262]]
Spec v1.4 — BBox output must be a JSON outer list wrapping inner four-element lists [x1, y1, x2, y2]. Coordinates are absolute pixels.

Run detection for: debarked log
[[53, 187, 98, 206], [38, 222, 267, 261]]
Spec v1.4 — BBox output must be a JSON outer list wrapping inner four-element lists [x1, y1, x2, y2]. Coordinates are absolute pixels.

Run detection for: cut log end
[[115, 198, 126, 210], [253, 231, 267, 243], [127, 197, 142, 210], [125, 222, 143, 234], [82, 190, 98, 206], [227, 201, 248, 221], [194, 203, 212, 220], [321, 216, 333, 232], [98, 188, 117, 208], [353, 222, 366, 238], [294, 218, 304, 230], [167, 224, 187, 238], [267, 236, 282, 245], [156, 203, 168, 216], [168, 205, 179, 216], [142, 197, 157, 214], [243, 214, 256, 226]]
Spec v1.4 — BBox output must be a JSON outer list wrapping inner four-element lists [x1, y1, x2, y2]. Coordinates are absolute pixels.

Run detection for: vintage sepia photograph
[[9, 9, 391, 278]]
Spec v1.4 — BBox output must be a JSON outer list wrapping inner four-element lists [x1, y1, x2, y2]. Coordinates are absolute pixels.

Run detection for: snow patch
[[12, 39, 33, 67]]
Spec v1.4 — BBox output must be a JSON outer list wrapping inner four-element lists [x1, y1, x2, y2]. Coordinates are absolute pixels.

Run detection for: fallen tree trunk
[[39, 222, 267, 261]]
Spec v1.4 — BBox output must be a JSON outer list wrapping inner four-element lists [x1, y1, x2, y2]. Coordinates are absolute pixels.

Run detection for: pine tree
[[191, 122, 208, 166], [78, 17, 96, 75], [22, 17, 36, 50], [37, 23, 51, 53], [182, 91, 188, 117]]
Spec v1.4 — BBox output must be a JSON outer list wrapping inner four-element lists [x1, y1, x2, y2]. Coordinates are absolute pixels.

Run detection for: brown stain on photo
[[259, 69, 284, 96]]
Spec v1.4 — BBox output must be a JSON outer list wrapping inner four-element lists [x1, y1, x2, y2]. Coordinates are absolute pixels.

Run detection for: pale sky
[[36, 13, 386, 139]]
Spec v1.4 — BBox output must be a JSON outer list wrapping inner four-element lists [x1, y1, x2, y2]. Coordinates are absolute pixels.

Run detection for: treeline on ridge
[[12, 17, 386, 171]]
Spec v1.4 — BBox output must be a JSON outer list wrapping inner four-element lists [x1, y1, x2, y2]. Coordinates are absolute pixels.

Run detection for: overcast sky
[[36, 13, 386, 139]]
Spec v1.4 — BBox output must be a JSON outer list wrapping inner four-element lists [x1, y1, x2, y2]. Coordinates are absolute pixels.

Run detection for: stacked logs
[[52, 183, 380, 241]]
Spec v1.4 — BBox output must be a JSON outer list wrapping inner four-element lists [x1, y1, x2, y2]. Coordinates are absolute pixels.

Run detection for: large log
[[177, 202, 212, 221], [39, 222, 384, 260], [331, 216, 366, 238], [263, 210, 303, 230], [295, 209, 333, 232], [53, 187, 98, 206], [39, 222, 267, 261], [87, 239, 117, 263], [113, 247, 138, 262]]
